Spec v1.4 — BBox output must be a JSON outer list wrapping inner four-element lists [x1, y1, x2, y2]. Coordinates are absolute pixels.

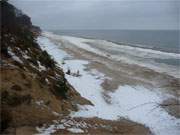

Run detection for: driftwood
[[128, 101, 180, 113]]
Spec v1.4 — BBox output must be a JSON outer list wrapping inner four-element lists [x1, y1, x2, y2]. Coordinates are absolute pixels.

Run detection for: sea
[[51, 29, 179, 54], [50, 29, 180, 67]]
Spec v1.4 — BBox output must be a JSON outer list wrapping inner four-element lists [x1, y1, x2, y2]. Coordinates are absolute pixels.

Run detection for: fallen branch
[[128, 102, 180, 111]]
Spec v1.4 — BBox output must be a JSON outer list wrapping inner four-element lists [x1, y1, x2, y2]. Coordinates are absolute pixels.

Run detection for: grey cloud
[[10, 0, 179, 30]]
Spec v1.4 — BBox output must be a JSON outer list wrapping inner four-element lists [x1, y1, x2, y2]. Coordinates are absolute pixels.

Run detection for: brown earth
[[0, 58, 91, 134], [53, 117, 151, 135]]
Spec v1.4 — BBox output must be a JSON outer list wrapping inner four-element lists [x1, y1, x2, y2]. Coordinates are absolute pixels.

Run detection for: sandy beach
[[36, 32, 180, 135], [3, 1, 179, 134], [45, 32, 180, 96]]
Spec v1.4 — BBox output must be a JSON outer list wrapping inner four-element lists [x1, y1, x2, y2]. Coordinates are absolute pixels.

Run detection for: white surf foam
[[43, 32, 180, 78], [37, 36, 180, 135]]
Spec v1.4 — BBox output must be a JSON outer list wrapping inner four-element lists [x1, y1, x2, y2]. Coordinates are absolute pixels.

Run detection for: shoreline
[[37, 35, 152, 135], [51, 30, 180, 54], [45, 32, 180, 79], [37, 33, 180, 135], [43, 31, 180, 110], [47, 31, 180, 57]]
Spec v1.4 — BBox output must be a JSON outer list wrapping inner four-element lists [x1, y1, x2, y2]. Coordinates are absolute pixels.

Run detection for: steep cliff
[[0, 1, 90, 134]]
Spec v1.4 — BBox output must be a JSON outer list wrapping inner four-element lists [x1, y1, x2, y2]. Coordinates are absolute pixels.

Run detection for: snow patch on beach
[[43, 32, 180, 78], [63, 59, 180, 135], [37, 36, 180, 135]]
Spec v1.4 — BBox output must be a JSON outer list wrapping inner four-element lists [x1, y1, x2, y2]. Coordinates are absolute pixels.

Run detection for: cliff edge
[[0, 1, 90, 134]]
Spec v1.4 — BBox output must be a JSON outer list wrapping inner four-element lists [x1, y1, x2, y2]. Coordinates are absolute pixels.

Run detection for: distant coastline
[[50, 29, 180, 54]]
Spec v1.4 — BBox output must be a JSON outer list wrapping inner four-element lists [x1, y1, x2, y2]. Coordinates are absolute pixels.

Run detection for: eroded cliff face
[[0, 1, 90, 134]]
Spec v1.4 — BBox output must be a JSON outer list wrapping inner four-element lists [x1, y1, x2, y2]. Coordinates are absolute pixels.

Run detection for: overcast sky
[[10, 0, 179, 30]]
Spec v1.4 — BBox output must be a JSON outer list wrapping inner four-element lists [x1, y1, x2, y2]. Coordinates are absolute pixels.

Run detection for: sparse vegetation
[[44, 100, 51, 106], [38, 51, 55, 68], [53, 79, 68, 99], [0, 1, 81, 134], [0, 108, 12, 132], [27, 57, 38, 66], [2, 91, 32, 107], [11, 84, 22, 91]]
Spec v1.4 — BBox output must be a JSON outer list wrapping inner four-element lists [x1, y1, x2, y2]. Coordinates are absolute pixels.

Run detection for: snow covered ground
[[8, 47, 23, 63], [44, 32, 180, 79], [37, 35, 180, 135]]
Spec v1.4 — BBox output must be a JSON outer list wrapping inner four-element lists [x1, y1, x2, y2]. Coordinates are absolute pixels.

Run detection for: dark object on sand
[[66, 69, 71, 75], [72, 70, 81, 77], [66, 69, 81, 77]]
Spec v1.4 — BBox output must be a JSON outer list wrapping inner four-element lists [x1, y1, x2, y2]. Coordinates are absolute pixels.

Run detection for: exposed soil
[[0, 60, 91, 134], [53, 117, 151, 135]]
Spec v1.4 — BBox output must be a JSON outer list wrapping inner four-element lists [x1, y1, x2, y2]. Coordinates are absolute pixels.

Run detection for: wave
[[43, 31, 180, 78], [44, 31, 180, 58]]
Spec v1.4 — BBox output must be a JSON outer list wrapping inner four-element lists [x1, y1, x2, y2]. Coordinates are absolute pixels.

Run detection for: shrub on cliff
[[53, 79, 68, 99], [38, 51, 55, 68]]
